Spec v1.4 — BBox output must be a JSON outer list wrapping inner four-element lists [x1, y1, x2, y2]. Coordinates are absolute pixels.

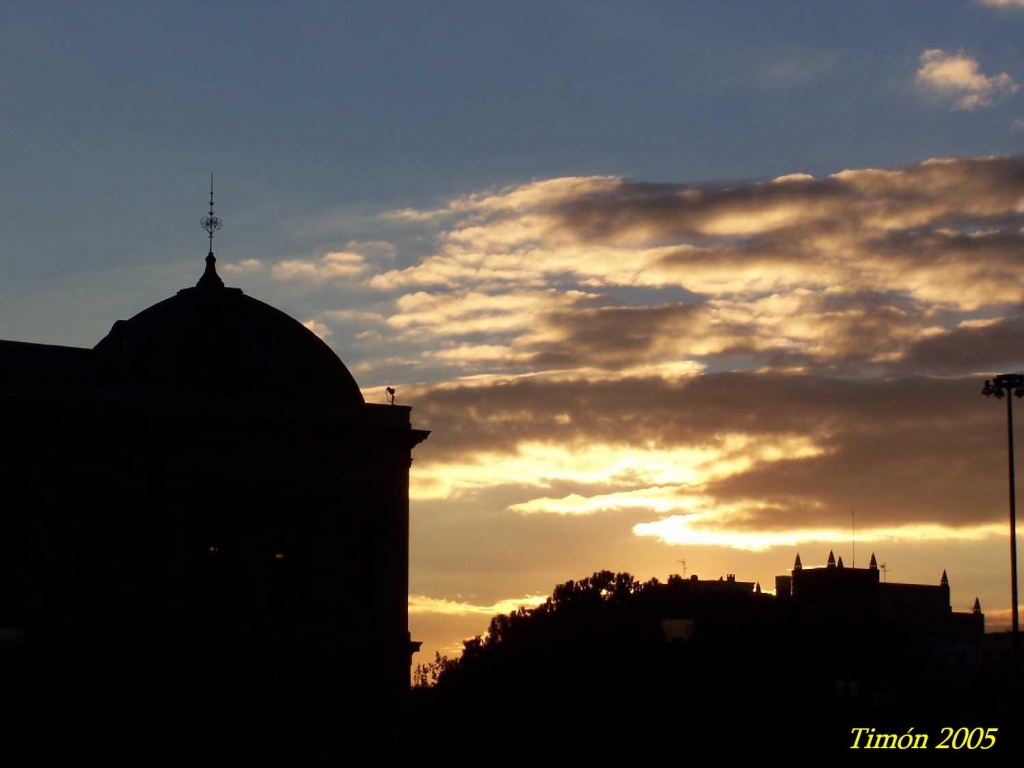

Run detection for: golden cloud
[[272, 251, 367, 281], [917, 49, 1019, 110], [408, 594, 549, 616]]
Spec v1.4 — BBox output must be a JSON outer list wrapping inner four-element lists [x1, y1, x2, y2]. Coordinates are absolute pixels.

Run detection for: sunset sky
[[3, 1, 1024, 661]]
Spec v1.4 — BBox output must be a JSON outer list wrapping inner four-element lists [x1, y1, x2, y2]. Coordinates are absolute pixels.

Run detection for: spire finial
[[201, 173, 223, 256], [197, 174, 225, 289]]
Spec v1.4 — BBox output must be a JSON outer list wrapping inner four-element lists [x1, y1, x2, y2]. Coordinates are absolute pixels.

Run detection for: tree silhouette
[[412, 650, 456, 688]]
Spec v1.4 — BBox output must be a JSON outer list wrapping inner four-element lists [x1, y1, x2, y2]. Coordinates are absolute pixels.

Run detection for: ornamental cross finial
[[200, 173, 223, 255]]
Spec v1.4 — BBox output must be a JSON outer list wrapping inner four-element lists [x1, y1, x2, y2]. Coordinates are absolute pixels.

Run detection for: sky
[[3, 1, 1024, 662]]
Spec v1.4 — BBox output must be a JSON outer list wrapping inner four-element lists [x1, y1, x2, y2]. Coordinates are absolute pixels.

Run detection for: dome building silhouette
[[0, 203, 427, 760]]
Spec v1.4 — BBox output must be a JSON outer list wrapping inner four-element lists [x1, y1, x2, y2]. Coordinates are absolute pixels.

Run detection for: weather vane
[[200, 173, 223, 254]]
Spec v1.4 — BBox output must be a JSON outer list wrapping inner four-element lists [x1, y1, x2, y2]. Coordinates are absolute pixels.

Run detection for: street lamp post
[[982, 373, 1023, 663]]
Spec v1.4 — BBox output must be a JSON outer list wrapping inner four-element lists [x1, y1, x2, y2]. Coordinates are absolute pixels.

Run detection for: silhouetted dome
[[94, 254, 364, 405]]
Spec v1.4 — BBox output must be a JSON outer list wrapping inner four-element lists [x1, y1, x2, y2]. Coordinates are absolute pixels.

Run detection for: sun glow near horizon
[[410, 433, 827, 501]]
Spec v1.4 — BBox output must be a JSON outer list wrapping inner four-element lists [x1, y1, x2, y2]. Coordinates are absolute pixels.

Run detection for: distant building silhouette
[[0, 247, 428, 759], [776, 550, 983, 637], [671, 572, 757, 594]]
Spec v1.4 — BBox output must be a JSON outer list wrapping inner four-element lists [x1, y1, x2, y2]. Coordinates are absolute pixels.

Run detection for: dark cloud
[[520, 290, 927, 375], [549, 156, 1024, 245], [900, 317, 1024, 374], [411, 373, 963, 455], [525, 303, 725, 368]]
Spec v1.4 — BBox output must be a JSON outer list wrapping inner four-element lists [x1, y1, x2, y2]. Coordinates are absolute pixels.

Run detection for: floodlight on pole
[[981, 373, 1024, 664]]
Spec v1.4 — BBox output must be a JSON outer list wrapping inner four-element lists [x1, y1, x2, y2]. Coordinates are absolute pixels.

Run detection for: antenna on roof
[[879, 562, 888, 582], [201, 173, 223, 256], [676, 559, 687, 579], [851, 509, 855, 568], [386, 386, 396, 405]]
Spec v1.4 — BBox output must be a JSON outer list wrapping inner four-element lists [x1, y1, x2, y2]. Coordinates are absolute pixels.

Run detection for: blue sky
[[3, 0, 1024, 660], [3, 2, 1021, 297]]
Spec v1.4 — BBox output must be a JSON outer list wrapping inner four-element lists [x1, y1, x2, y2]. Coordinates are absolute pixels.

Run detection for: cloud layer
[[345, 157, 1023, 559], [333, 156, 1024, 387], [223, 157, 1024, 651]]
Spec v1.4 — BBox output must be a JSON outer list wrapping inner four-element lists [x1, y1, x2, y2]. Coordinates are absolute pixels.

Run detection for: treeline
[[414, 570, 660, 687], [407, 570, 813, 760]]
